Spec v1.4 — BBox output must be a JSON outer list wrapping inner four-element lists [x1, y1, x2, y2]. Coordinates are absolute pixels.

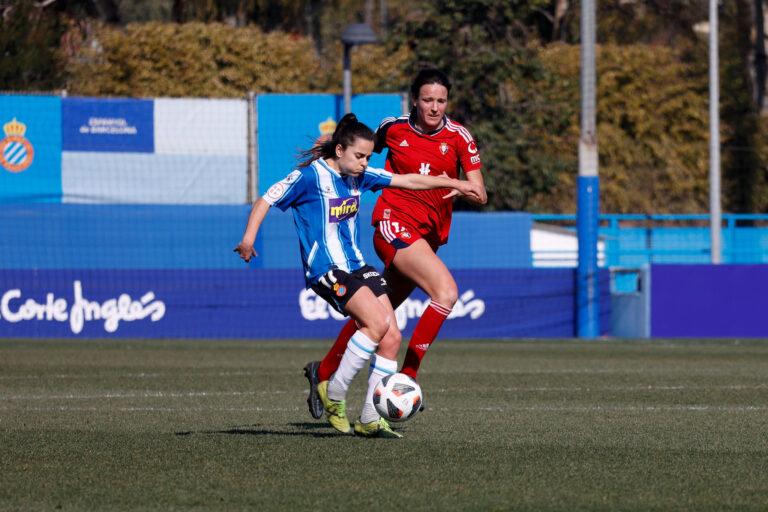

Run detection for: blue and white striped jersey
[[263, 158, 393, 286]]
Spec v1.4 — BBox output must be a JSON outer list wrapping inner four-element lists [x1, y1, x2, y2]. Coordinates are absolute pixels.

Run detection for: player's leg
[[317, 287, 387, 433], [316, 319, 356, 382], [305, 319, 355, 420], [308, 263, 406, 420], [373, 219, 453, 378], [389, 239, 457, 379], [313, 231, 416, 388], [315, 267, 413, 379], [355, 293, 402, 439], [315, 273, 391, 433], [327, 284, 390, 400]]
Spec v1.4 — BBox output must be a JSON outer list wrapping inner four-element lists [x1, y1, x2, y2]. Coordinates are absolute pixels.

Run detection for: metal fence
[[532, 213, 768, 267]]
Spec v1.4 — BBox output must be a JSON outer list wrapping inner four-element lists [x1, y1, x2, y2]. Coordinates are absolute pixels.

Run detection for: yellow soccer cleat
[[353, 418, 402, 439], [317, 380, 350, 434]]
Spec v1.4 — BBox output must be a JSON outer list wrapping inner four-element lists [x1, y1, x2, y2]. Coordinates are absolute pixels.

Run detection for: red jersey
[[372, 114, 482, 245]]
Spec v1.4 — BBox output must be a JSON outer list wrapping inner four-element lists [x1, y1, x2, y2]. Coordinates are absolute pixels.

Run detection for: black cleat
[[303, 361, 324, 419]]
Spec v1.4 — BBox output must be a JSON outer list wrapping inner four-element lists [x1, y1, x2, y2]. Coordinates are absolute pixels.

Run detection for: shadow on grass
[[175, 422, 341, 438]]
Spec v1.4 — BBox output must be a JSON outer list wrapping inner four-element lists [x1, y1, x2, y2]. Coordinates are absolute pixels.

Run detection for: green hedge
[[66, 22, 412, 97], [530, 43, 710, 213], [66, 23, 738, 213]]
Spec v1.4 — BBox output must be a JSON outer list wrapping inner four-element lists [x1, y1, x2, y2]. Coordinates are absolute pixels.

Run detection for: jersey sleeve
[[359, 166, 393, 193], [457, 127, 482, 174], [262, 169, 305, 211], [374, 117, 397, 154]]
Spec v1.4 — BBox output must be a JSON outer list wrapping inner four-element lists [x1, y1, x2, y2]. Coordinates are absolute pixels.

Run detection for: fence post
[[247, 91, 258, 204]]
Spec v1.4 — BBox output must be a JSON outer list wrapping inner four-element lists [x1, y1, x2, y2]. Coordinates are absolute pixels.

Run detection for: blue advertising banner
[[0, 95, 62, 203], [0, 204, 531, 271], [0, 205, 255, 270], [651, 264, 768, 337], [257, 94, 402, 202], [0, 268, 610, 339], [260, 206, 533, 269], [62, 97, 154, 153]]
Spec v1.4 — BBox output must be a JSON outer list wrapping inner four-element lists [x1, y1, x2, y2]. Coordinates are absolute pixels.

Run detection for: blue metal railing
[[531, 213, 768, 266]]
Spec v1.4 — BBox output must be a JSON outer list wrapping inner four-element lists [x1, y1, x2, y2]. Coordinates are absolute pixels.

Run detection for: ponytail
[[298, 113, 375, 167]]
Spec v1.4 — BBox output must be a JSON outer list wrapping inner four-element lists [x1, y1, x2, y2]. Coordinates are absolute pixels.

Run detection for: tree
[[0, 0, 65, 91], [719, 0, 768, 213], [388, 0, 553, 211]]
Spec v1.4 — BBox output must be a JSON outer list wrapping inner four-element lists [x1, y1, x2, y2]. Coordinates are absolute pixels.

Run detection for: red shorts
[[373, 218, 440, 268]]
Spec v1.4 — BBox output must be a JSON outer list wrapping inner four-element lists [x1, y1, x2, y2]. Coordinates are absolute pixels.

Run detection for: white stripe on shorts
[[379, 221, 395, 242]]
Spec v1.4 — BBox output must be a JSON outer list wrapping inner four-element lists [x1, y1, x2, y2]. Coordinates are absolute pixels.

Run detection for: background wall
[[651, 265, 768, 338], [0, 92, 609, 339]]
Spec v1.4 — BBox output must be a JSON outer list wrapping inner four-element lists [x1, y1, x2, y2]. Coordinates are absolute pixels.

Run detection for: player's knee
[[369, 314, 391, 341], [432, 282, 458, 308], [376, 322, 401, 359]]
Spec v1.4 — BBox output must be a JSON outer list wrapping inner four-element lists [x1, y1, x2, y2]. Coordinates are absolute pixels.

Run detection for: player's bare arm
[[389, 173, 482, 201], [234, 198, 271, 262]]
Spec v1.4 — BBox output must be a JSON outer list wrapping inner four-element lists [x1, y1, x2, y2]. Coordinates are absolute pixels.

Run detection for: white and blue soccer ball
[[373, 372, 423, 422]]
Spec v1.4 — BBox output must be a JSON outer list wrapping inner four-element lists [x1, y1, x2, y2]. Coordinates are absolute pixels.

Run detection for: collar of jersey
[[408, 113, 447, 136], [316, 158, 343, 178]]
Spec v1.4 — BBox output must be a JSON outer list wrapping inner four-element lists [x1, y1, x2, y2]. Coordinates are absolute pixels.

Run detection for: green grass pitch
[[1, 338, 767, 511]]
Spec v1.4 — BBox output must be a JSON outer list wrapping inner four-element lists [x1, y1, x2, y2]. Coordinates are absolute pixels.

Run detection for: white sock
[[327, 331, 378, 401], [360, 355, 398, 424]]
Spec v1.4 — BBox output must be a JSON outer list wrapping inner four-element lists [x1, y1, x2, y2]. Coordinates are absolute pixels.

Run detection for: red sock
[[318, 318, 357, 381], [401, 301, 451, 379]]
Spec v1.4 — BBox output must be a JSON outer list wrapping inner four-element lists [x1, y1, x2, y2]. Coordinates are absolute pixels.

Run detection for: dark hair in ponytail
[[299, 113, 375, 167]]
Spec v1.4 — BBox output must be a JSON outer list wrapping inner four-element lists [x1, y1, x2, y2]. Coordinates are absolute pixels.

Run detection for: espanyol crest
[[439, 142, 449, 155], [0, 118, 34, 173]]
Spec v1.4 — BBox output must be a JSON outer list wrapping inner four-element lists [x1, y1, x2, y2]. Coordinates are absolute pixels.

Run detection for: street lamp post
[[341, 23, 378, 114]]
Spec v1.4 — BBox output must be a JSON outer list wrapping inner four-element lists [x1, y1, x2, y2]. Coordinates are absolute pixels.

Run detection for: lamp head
[[341, 23, 378, 46]]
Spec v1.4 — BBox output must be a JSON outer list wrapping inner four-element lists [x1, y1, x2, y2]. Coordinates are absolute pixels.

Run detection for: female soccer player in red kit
[[304, 68, 487, 419]]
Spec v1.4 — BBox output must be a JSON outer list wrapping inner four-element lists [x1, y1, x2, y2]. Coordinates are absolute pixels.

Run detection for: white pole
[[709, 0, 722, 264], [247, 91, 257, 204], [343, 44, 352, 114]]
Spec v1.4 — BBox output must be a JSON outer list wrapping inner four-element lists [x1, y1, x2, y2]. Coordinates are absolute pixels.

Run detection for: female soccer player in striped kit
[[235, 113, 482, 438], [305, 69, 487, 419]]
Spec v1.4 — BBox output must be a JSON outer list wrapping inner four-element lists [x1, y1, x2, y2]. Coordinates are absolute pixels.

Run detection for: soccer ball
[[373, 373, 423, 422]]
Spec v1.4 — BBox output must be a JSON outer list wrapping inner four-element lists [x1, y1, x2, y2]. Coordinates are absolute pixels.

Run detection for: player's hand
[[462, 181, 485, 203], [233, 243, 257, 262], [443, 179, 483, 202], [440, 173, 466, 199], [442, 183, 477, 200], [442, 189, 461, 199]]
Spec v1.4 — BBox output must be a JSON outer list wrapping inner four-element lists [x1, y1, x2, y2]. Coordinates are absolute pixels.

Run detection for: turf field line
[[494, 384, 768, 391], [0, 390, 304, 401], [0, 373, 167, 380], [0, 370, 271, 380], [411, 384, 768, 395], [478, 405, 768, 412], [0, 405, 303, 412]]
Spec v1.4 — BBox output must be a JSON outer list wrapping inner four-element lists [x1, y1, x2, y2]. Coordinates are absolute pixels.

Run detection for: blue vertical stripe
[[577, 175, 600, 338]]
